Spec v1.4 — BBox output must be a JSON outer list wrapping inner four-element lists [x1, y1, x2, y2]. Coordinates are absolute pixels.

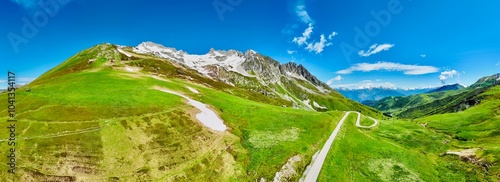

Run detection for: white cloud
[[295, 4, 313, 24], [332, 81, 396, 90], [328, 32, 338, 40], [421, 54, 427, 58], [337, 62, 439, 75], [305, 34, 332, 54], [357, 82, 396, 89], [439, 70, 459, 84], [290, 1, 335, 54], [358, 44, 394, 57], [287, 50, 296, 55], [326, 75, 343, 85], [293, 23, 314, 46], [0, 80, 6, 84], [293, 24, 333, 54]]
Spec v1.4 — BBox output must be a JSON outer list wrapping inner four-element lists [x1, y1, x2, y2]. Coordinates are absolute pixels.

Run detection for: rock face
[[132, 41, 333, 110]]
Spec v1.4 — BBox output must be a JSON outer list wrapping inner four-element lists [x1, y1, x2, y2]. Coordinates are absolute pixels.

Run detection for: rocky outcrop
[[132, 42, 335, 110]]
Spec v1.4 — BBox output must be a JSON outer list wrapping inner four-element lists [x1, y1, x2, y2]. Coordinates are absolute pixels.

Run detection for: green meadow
[[0, 44, 497, 181], [0, 44, 349, 181], [319, 86, 500, 181]]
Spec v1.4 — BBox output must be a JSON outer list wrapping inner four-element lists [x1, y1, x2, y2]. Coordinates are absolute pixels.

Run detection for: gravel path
[[302, 111, 378, 182]]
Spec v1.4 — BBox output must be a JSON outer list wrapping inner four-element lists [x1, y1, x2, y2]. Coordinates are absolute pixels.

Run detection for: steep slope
[[0, 43, 380, 181], [415, 85, 500, 179], [132, 42, 374, 113]]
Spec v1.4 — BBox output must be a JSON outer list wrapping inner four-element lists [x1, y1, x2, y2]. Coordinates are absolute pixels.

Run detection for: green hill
[[367, 74, 499, 119], [0, 43, 380, 181], [2, 43, 497, 181], [318, 85, 500, 181]]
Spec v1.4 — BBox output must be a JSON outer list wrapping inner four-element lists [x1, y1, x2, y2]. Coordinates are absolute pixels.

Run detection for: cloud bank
[[337, 62, 439, 75]]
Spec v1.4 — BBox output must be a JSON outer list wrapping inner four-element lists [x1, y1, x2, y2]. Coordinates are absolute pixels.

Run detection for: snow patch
[[312, 101, 327, 109], [446, 149, 477, 157], [125, 66, 140, 73], [117, 48, 132, 57], [302, 99, 315, 110], [186, 86, 200, 94], [287, 72, 308, 81], [134, 42, 252, 78], [156, 87, 227, 132]]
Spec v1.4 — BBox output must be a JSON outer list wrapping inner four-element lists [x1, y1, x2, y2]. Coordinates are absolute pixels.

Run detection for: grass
[[192, 83, 344, 180], [360, 116, 375, 126], [5, 43, 492, 181], [319, 115, 498, 181], [319, 116, 438, 182], [415, 86, 500, 178], [0, 45, 350, 181], [0, 72, 343, 181]]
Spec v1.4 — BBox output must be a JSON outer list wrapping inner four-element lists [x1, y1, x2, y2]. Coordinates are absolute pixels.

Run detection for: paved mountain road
[[302, 111, 379, 182]]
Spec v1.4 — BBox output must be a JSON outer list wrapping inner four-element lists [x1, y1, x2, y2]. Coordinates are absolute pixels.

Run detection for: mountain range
[[132, 42, 364, 112], [337, 87, 435, 103], [366, 74, 500, 118], [1, 42, 499, 181], [0, 42, 382, 181]]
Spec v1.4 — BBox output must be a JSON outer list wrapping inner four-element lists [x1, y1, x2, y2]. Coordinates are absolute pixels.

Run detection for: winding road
[[302, 111, 378, 182]]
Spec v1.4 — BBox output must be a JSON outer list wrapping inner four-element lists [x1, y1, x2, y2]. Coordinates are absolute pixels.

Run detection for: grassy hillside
[[0, 44, 379, 181], [319, 115, 499, 181], [416, 86, 500, 178], [367, 90, 461, 115], [398, 86, 491, 118], [367, 74, 499, 119]]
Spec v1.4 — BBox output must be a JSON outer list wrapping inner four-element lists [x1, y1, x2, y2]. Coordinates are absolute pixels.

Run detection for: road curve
[[302, 111, 378, 182]]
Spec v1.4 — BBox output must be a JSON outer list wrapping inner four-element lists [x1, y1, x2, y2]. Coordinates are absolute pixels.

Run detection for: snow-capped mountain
[[134, 42, 252, 77], [131, 42, 333, 110]]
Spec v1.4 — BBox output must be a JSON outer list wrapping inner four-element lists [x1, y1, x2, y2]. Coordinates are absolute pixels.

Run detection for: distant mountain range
[[338, 83, 470, 103], [337, 87, 435, 103], [426, 83, 466, 93], [133, 42, 372, 112], [365, 73, 500, 118]]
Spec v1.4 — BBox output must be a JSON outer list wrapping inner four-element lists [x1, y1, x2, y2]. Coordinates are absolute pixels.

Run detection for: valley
[[0, 43, 498, 181]]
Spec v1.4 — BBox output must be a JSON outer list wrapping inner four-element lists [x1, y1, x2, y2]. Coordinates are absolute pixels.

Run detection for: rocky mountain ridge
[[132, 42, 333, 110]]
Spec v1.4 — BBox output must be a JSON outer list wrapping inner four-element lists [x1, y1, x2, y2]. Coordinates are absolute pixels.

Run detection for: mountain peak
[[427, 83, 465, 93], [245, 49, 258, 56], [469, 73, 500, 88]]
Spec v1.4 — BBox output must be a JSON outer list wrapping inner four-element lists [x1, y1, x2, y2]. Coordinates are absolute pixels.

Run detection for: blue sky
[[1, 0, 499, 89]]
